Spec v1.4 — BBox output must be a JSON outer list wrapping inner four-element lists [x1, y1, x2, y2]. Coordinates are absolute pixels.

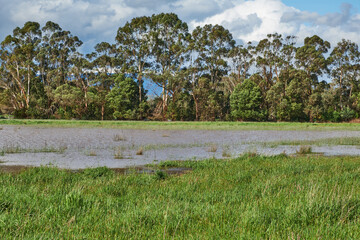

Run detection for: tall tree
[[116, 16, 152, 103], [229, 43, 254, 85], [149, 13, 189, 118], [87, 42, 118, 120], [295, 35, 330, 94], [191, 24, 235, 83], [41, 21, 83, 88], [0, 21, 41, 111], [189, 24, 234, 120], [329, 39, 360, 110]]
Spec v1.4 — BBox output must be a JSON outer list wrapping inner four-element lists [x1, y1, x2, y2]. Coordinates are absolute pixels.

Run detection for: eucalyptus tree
[[41, 21, 83, 88], [295, 35, 330, 92], [87, 42, 118, 120], [258, 35, 298, 120], [189, 24, 234, 120], [295, 35, 330, 121], [70, 52, 94, 117], [329, 39, 360, 110], [116, 16, 152, 103], [91, 41, 119, 74], [228, 43, 254, 85], [254, 33, 283, 89], [149, 13, 190, 118], [0, 21, 41, 111], [191, 24, 235, 83]]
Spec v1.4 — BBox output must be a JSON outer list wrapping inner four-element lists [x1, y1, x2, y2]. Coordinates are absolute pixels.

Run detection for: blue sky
[[283, 0, 359, 14], [0, 0, 359, 53]]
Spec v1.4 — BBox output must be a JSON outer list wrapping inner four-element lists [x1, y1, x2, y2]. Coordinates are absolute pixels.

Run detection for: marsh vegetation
[[1, 155, 360, 238]]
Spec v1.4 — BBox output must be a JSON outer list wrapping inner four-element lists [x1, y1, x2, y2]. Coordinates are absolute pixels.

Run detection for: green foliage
[[230, 79, 266, 121], [53, 84, 83, 119], [0, 18, 359, 122], [106, 74, 141, 120], [83, 167, 114, 179], [153, 170, 167, 180]]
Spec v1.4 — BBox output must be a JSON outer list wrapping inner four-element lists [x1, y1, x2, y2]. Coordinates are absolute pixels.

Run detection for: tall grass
[[1, 155, 360, 238]]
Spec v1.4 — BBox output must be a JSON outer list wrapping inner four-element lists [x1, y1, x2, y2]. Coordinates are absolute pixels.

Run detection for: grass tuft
[[114, 147, 124, 159], [208, 144, 218, 153], [113, 134, 127, 142], [86, 150, 97, 156], [296, 145, 312, 155], [153, 170, 167, 180], [136, 147, 144, 155], [222, 145, 231, 157]]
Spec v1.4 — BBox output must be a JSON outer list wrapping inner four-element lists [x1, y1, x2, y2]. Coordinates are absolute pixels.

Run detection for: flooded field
[[1, 125, 360, 169]]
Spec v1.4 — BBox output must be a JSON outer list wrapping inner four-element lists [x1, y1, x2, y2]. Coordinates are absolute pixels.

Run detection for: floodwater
[[1, 125, 360, 170]]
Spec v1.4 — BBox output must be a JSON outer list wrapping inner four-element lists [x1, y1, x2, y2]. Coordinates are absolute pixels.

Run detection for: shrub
[[230, 79, 266, 121]]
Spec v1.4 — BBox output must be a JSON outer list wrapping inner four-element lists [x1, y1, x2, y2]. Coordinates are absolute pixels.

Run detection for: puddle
[[1, 125, 360, 169]]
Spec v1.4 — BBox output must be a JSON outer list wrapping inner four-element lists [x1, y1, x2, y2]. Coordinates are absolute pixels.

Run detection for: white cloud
[[190, 0, 297, 43], [191, 0, 360, 46], [1, 0, 359, 52]]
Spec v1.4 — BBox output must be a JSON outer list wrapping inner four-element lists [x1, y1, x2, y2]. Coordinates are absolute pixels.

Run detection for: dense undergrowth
[[1, 155, 360, 239]]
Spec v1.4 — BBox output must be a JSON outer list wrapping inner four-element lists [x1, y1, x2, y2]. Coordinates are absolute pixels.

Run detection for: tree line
[[1, 13, 360, 122]]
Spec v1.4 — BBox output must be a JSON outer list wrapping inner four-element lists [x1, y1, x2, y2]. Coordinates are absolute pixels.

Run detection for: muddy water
[[1, 125, 360, 169]]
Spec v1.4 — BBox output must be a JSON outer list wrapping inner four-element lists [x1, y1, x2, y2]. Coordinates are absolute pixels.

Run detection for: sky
[[0, 0, 359, 53]]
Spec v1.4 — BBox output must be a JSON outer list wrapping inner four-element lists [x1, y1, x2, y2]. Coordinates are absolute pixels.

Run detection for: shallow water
[[1, 125, 360, 169]]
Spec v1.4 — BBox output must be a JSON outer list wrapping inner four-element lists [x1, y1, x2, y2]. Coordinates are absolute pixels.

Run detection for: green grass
[[1, 145, 67, 154], [1, 155, 360, 238], [1, 119, 360, 130], [264, 137, 360, 147]]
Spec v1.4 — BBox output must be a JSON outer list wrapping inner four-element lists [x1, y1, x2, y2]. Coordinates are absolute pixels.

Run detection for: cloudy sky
[[0, 0, 359, 53]]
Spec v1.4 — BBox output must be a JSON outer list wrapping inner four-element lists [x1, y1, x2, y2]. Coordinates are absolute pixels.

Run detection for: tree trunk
[[162, 82, 167, 120], [139, 77, 142, 103], [101, 104, 105, 121]]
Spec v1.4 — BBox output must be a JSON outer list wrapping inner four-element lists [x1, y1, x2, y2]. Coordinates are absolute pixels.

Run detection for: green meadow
[[1, 119, 360, 131], [1, 155, 360, 239]]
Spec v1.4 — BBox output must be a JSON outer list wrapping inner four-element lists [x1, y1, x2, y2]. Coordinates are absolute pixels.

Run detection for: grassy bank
[[1, 119, 360, 130], [263, 137, 360, 147], [1, 155, 360, 238]]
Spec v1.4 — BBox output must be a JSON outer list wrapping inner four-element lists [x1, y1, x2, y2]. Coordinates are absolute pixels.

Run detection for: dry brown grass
[[349, 119, 360, 123], [296, 146, 312, 155], [136, 147, 144, 155], [208, 144, 218, 153], [113, 134, 127, 142]]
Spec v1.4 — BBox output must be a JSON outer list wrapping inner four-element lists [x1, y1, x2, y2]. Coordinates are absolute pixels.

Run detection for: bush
[[230, 79, 266, 121]]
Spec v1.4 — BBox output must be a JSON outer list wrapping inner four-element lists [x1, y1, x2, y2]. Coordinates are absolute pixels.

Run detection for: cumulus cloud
[[0, 0, 235, 52], [190, 0, 297, 44], [0, 0, 359, 52], [281, 3, 352, 27], [192, 0, 360, 46]]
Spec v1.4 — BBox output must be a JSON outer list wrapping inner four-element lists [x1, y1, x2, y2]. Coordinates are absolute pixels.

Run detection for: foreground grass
[[1, 119, 360, 130], [1, 155, 360, 239]]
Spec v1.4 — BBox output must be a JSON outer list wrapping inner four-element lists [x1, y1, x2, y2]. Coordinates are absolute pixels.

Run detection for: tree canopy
[[1, 15, 360, 122]]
